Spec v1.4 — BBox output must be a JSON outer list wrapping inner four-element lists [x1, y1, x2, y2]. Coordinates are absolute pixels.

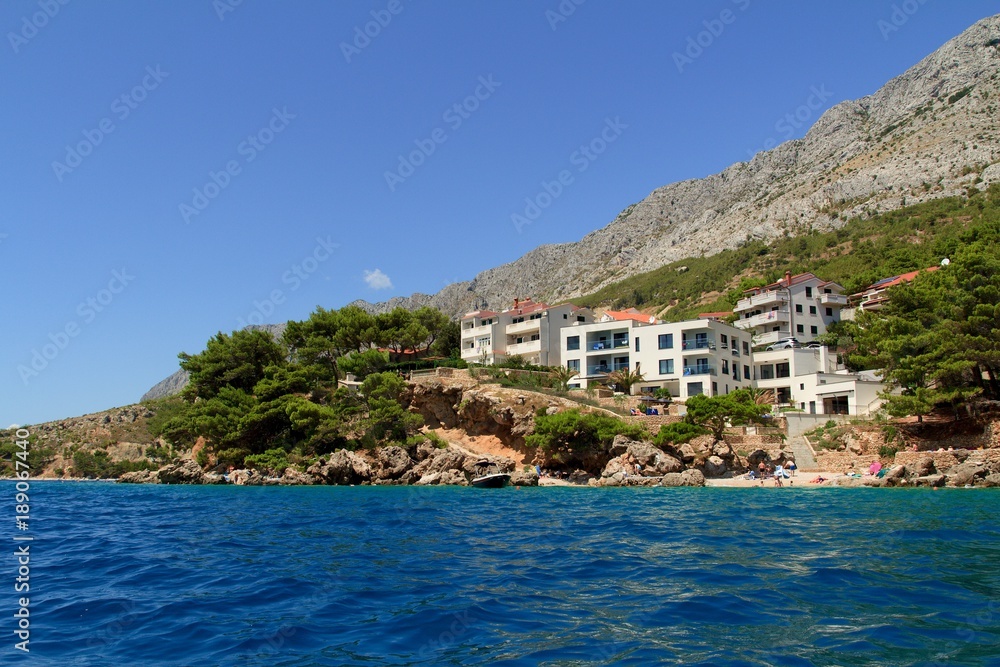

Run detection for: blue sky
[[2, 1, 997, 427]]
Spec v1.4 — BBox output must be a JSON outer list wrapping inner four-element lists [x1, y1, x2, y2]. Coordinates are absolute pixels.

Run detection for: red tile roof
[[602, 308, 656, 324], [461, 310, 498, 319]]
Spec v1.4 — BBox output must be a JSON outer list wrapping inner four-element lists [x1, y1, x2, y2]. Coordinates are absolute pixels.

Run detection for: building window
[[567, 359, 580, 372], [796, 324, 804, 334], [720, 334, 728, 348], [687, 382, 704, 396], [810, 326, 818, 335], [722, 360, 729, 374], [635, 337, 640, 352], [800, 383, 805, 390], [659, 359, 674, 374], [809, 305, 817, 315], [530, 334, 540, 341], [563, 313, 567, 319], [795, 304, 803, 314], [577, 315, 586, 322], [825, 307, 833, 317], [743, 341, 750, 355], [776, 362, 790, 378], [658, 333, 673, 349], [744, 365, 750, 380], [733, 366, 740, 381], [712, 382, 718, 394], [759, 364, 774, 379], [805, 286, 813, 297], [566, 336, 580, 351]]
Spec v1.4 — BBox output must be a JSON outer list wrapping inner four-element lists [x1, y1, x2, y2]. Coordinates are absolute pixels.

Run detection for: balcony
[[462, 323, 494, 338], [461, 346, 493, 360], [737, 308, 790, 329], [681, 338, 715, 351], [506, 339, 541, 355], [752, 330, 794, 347], [586, 363, 630, 376], [507, 319, 542, 335], [734, 290, 788, 312], [682, 365, 715, 376], [819, 293, 849, 307], [587, 338, 630, 352]]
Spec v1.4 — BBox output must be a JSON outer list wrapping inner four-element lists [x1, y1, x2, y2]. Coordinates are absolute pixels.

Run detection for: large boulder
[[982, 473, 1000, 488], [609, 436, 684, 475], [911, 457, 936, 477], [411, 448, 468, 478], [881, 465, 908, 487], [372, 446, 414, 481], [703, 455, 728, 478], [912, 473, 947, 488], [157, 460, 208, 484], [509, 469, 539, 487], [117, 469, 159, 484], [307, 450, 373, 485], [415, 470, 468, 486], [279, 469, 319, 485], [659, 469, 705, 487], [942, 461, 987, 487]]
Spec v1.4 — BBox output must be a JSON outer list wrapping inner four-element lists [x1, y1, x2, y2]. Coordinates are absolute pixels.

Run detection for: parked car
[[765, 337, 801, 351], [804, 341, 824, 349]]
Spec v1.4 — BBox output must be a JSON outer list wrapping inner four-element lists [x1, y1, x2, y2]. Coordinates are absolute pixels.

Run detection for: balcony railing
[[462, 324, 494, 338], [507, 319, 542, 335], [819, 293, 849, 306], [587, 363, 630, 376], [506, 340, 541, 355], [681, 339, 715, 350], [752, 330, 793, 347], [588, 338, 629, 351], [735, 290, 788, 312], [682, 365, 715, 376], [738, 308, 790, 329]]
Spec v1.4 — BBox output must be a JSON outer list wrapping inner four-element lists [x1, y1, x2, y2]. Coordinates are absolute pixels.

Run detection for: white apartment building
[[753, 347, 886, 416], [733, 271, 848, 347], [559, 314, 755, 400], [459, 298, 592, 367]]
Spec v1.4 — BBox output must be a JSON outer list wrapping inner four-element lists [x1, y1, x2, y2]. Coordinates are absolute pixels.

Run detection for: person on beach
[[788, 461, 797, 476]]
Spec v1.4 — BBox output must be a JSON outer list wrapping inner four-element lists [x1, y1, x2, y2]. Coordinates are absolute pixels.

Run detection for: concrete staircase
[[786, 435, 819, 471]]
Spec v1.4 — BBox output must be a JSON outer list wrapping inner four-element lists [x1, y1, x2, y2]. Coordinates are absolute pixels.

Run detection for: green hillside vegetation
[[574, 186, 1000, 321]]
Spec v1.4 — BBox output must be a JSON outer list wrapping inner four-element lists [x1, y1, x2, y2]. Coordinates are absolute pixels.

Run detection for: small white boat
[[471, 461, 510, 488]]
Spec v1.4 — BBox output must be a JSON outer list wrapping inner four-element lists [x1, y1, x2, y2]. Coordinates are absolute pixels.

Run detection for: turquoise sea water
[[8, 483, 1000, 666]]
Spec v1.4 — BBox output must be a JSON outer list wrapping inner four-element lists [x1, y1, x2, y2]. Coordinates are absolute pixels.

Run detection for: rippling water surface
[[13, 483, 1000, 665]]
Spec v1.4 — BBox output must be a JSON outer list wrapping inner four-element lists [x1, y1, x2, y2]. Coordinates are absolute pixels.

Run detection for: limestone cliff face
[[354, 15, 1000, 316]]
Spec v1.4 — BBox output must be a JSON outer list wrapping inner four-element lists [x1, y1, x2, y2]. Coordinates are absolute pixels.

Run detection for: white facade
[[733, 272, 848, 347], [558, 314, 885, 416], [752, 347, 885, 416], [559, 318, 755, 400], [460, 299, 592, 367]]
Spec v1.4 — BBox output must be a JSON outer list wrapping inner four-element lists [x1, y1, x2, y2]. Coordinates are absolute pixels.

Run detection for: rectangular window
[[759, 364, 774, 380], [809, 305, 817, 315], [743, 341, 750, 355], [566, 335, 580, 351], [795, 304, 803, 314], [712, 382, 718, 394], [776, 362, 790, 378], [563, 313, 568, 319], [805, 286, 813, 297], [658, 333, 673, 349], [733, 365, 740, 381], [687, 382, 704, 397], [797, 324, 804, 334], [635, 337, 640, 352], [810, 326, 818, 335], [744, 365, 750, 380], [567, 359, 580, 372], [577, 315, 586, 322], [825, 307, 833, 317], [720, 334, 728, 348], [722, 359, 729, 374], [659, 359, 674, 374]]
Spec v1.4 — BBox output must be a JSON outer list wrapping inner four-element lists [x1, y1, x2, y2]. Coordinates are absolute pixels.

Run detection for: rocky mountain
[[354, 15, 1000, 317]]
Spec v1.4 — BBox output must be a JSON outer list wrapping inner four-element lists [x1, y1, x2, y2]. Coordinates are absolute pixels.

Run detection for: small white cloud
[[363, 269, 393, 290]]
